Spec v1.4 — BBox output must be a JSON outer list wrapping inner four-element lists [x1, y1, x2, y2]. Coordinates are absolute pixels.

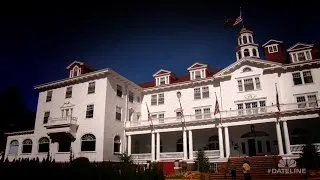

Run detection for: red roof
[[139, 68, 221, 88]]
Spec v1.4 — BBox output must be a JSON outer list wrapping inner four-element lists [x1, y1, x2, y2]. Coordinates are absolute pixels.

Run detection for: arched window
[[238, 51, 242, 59], [243, 67, 252, 72], [244, 49, 250, 57], [81, 134, 96, 151], [72, 66, 81, 77], [238, 37, 242, 45], [248, 36, 253, 43], [9, 140, 19, 154], [252, 49, 257, 57], [176, 138, 183, 152], [22, 139, 33, 154], [114, 135, 121, 153], [38, 137, 50, 153], [208, 136, 219, 150], [243, 36, 248, 44]]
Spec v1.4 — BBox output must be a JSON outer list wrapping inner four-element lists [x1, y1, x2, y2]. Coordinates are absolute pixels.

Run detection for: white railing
[[46, 117, 78, 127], [131, 153, 152, 160], [290, 143, 320, 154], [160, 152, 184, 159], [193, 150, 220, 158], [126, 101, 319, 128]]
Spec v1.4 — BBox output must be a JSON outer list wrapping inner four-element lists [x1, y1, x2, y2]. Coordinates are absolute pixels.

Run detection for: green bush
[[193, 149, 210, 173], [298, 143, 320, 170]]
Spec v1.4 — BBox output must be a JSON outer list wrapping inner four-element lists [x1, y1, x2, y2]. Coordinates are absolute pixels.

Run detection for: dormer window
[[160, 77, 166, 85], [291, 50, 312, 63], [268, 45, 278, 53], [195, 71, 201, 79], [190, 69, 206, 80], [156, 76, 169, 86], [70, 65, 81, 78]]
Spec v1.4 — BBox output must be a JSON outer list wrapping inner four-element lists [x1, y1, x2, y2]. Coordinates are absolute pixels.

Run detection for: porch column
[[183, 129, 188, 160], [218, 126, 225, 158], [276, 122, 284, 155], [151, 132, 155, 161], [127, 135, 131, 156], [282, 120, 291, 155], [224, 126, 230, 158], [156, 132, 160, 161], [188, 130, 193, 160]]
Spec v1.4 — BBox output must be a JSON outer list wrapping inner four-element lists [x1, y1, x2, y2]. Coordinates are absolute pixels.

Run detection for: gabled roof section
[[262, 39, 283, 47], [187, 62, 208, 70], [152, 69, 171, 77], [287, 42, 314, 52], [214, 58, 282, 77], [66, 61, 84, 69]]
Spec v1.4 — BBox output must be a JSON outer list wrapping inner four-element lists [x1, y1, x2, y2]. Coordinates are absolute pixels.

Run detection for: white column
[[188, 130, 193, 160], [183, 129, 188, 160], [218, 127, 225, 158], [156, 132, 160, 161], [282, 120, 291, 155], [276, 122, 284, 155], [127, 135, 131, 156], [224, 126, 230, 158], [151, 133, 155, 161]]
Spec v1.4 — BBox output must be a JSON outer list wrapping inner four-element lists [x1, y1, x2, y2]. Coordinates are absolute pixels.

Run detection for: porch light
[[176, 91, 181, 99]]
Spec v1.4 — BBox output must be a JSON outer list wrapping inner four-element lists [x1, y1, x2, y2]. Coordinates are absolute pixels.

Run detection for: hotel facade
[[4, 28, 320, 165]]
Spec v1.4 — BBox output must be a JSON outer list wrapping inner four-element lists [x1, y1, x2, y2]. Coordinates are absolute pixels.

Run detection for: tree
[[298, 143, 319, 170], [193, 149, 210, 172], [118, 153, 133, 164]]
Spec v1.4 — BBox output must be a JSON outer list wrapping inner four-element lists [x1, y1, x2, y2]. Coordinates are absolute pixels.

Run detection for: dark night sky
[[0, 0, 319, 112]]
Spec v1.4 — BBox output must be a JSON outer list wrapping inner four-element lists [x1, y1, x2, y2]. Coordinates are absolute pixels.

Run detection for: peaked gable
[[187, 62, 208, 70], [214, 58, 282, 77], [287, 42, 314, 52], [262, 39, 283, 47], [152, 69, 171, 77], [66, 61, 84, 69]]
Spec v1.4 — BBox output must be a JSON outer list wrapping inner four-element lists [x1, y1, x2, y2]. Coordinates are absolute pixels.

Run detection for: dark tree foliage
[[193, 149, 210, 172], [298, 143, 320, 170]]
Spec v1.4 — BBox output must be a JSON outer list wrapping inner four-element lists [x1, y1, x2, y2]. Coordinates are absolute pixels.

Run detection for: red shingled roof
[[139, 68, 221, 88]]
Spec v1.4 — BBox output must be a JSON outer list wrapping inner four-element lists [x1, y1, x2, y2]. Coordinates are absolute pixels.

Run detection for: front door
[[248, 139, 256, 156]]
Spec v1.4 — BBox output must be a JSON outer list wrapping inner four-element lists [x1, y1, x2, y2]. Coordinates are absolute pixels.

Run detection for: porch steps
[[210, 156, 304, 179]]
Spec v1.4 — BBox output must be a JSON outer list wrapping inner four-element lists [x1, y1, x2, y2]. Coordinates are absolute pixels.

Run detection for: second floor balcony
[[44, 116, 78, 141], [126, 101, 320, 129]]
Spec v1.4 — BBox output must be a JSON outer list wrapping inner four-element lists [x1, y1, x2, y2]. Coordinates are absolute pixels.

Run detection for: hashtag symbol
[[268, 169, 271, 174]]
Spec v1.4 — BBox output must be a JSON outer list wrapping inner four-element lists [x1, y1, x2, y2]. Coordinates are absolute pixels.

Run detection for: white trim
[[287, 42, 314, 52], [153, 69, 171, 77], [5, 130, 34, 136], [262, 39, 283, 47], [290, 49, 312, 63], [293, 91, 318, 96], [187, 62, 208, 70], [66, 61, 84, 69]]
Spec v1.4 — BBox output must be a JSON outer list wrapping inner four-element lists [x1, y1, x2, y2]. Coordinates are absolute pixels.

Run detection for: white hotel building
[[4, 28, 320, 164]]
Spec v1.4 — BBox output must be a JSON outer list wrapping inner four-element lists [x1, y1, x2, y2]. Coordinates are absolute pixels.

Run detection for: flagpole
[[240, 6, 245, 28]]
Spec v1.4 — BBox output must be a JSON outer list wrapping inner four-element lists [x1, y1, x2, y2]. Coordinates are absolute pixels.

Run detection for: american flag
[[145, 103, 153, 125], [275, 84, 280, 112], [214, 92, 220, 115], [233, 16, 242, 26]]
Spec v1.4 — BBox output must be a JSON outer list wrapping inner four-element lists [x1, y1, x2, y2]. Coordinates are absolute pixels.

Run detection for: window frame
[[86, 104, 94, 119], [194, 86, 210, 100], [113, 135, 121, 154], [237, 76, 261, 92], [88, 81, 96, 94], [292, 70, 313, 85], [128, 91, 134, 103], [46, 90, 52, 102], [38, 137, 50, 153], [116, 106, 122, 121], [43, 111, 50, 124], [22, 139, 33, 154], [151, 93, 164, 106], [65, 86, 73, 98], [291, 50, 312, 63], [81, 134, 96, 152], [116, 85, 123, 98], [267, 45, 278, 53], [9, 140, 19, 154]]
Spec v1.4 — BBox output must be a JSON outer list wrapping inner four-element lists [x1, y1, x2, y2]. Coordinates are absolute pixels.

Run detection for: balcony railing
[[45, 117, 78, 127], [160, 152, 184, 160], [290, 143, 320, 154], [126, 101, 319, 128], [193, 150, 220, 158], [131, 153, 152, 160]]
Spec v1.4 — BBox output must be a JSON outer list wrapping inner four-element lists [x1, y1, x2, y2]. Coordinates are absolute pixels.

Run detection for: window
[[238, 80, 243, 91], [243, 36, 247, 44], [296, 94, 318, 108], [208, 136, 219, 150], [81, 134, 96, 151], [129, 91, 134, 103], [38, 137, 50, 153], [116, 106, 122, 120], [88, 82, 95, 94], [176, 138, 183, 152], [114, 136, 121, 153], [268, 45, 278, 53], [237, 104, 244, 115], [137, 96, 140, 103], [259, 101, 266, 112], [292, 71, 313, 85], [266, 140, 271, 153], [244, 49, 250, 57], [116, 85, 122, 97], [158, 113, 164, 123], [159, 77, 166, 85], [238, 37, 242, 45], [202, 87, 210, 98], [238, 77, 261, 92], [241, 142, 246, 154], [195, 109, 202, 119], [9, 140, 19, 154], [65, 87, 72, 98], [291, 51, 312, 62], [22, 139, 32, 154], [134, 141, 140, 153], [248, 36, 253, 43], [252, 49, 257, 57], [43, 111, 50, 124], [203, 108, 211, 119], [244, 78, 254, 91], [237, 100, 266, 115], [70, 65, 81, 78], [151, 93, 164, 105], [194, 88, 201, 99], [58, 141, 71, 152], [238, 51, 242, 59], [46, 90, 52, 102], [86, 104, 94, 118], [242, 67, 252, 72], [176, 111, 182, 119], [195, 71, 201, 79], [257, 140, 262, 153]]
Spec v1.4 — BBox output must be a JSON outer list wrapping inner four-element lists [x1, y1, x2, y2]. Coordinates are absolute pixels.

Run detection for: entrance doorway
[[248, 139, 256, 156]]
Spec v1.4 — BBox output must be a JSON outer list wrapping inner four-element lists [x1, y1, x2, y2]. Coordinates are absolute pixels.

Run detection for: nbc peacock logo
[[278, 159, 297, 168], [268, 158, 306, 174]]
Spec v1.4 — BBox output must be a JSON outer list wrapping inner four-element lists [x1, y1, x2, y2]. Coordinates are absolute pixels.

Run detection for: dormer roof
[[187, 62, 208, 71], [287, 42, 314, 52], [66, 60, 94, 70], [152, 69, 171, 77], [262, 39, 283, 47]]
